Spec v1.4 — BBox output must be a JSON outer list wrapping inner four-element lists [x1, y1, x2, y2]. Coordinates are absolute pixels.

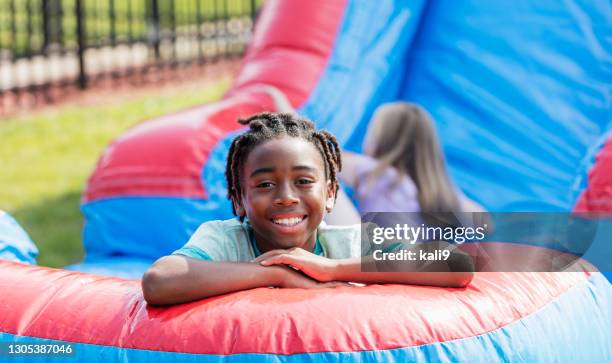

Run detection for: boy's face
[[235, 137, 335, 252]]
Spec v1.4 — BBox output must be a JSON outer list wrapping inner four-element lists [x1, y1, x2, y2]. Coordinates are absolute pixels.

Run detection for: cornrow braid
[[225, 112, 342, 220]]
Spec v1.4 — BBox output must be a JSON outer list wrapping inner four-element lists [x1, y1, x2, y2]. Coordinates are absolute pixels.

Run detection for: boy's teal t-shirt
[[172, 219, 366, 262]]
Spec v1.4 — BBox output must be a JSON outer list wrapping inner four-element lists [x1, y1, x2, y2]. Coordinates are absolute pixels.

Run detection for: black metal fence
[[0, 0, 261, 104]]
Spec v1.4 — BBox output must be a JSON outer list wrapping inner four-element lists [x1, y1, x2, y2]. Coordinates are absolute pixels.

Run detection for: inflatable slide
[[1, 0, 610, 361]]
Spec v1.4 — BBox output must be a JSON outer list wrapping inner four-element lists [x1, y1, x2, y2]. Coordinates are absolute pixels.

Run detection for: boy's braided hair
[[225, 112, 342, 219]]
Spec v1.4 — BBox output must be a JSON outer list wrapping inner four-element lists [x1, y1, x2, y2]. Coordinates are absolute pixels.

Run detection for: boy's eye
[[256, 182, 274, 188], [297, 178, 314, 185]]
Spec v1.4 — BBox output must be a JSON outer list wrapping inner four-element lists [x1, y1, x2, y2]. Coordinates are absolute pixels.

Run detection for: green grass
[[0, 78, 230, 268]]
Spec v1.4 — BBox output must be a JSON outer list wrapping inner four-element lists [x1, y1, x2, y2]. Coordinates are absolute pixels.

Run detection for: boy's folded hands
[[253, 247, 339, 283], [276, 264, 349, 289]]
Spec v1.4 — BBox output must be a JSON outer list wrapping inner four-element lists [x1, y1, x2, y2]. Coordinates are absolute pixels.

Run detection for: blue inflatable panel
[[301, 0, 427, 150], [81, 197, 220, 262], [401, 0, 611, 211], [65, 257, 154, 280], [301, 0, 611, 211], [0, 211, 37, 265]]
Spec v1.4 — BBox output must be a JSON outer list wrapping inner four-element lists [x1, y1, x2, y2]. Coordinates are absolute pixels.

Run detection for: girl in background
[[329, 102, 485, 221]]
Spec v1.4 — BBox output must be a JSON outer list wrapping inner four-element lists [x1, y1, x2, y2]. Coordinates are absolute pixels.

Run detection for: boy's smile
[[236, 136, 335, 253]]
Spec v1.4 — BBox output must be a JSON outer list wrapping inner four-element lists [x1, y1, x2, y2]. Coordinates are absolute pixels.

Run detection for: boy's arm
[[338, 240, 474, 287], [331, 255, 474, 288], [142, 255, 345, 306], [255, 243, 474, 288]]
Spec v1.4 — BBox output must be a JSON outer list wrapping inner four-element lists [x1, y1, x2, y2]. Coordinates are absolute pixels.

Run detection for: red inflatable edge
[[575, 135, 612, 212], [0, 244, 592, 355]]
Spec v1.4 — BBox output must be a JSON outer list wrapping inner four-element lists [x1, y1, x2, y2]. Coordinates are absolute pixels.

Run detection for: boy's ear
[[233, 198, 246, 217], [325, 181, 336, 213]]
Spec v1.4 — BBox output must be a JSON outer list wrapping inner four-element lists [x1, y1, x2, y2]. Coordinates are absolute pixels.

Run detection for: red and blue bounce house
[[1, 0, 611, 361]]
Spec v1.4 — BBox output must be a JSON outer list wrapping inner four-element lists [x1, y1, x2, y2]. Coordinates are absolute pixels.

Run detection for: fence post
[[75, 0, 87, 89], [148, 0, 161, 60], [109, 0, 116, 45], [251, 0, 257, 22], [42, 0, 48, 50], [42, 0, 62, 52]]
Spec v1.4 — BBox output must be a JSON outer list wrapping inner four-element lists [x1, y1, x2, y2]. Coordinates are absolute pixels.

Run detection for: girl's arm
[[338, 151, 365, 188], [142, 255, 345, 306], [324, 187, 361, 225]]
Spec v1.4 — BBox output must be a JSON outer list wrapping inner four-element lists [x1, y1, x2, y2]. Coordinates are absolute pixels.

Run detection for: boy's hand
[[254, 248, 339, 282], [278, 266, 348, 289]]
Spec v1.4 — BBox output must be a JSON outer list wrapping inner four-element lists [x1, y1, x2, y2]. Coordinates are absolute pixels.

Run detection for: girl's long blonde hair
[[362, 102, 460, 213]]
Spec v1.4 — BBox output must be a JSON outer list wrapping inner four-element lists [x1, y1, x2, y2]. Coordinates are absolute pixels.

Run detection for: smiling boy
[[142, 113, 473, 306]]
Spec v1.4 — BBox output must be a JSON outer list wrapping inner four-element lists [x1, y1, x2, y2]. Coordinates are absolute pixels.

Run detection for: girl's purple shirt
[[353, 155, 421, 214]]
